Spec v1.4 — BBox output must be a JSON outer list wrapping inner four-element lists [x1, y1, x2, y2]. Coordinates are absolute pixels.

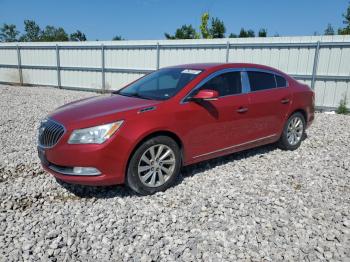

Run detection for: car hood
[[49, 94, 160, 128]]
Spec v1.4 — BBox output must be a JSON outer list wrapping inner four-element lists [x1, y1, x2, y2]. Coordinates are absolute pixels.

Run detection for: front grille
[[38, 119, 65, 148]]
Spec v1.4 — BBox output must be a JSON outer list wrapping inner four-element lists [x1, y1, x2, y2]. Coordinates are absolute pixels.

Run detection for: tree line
[[1, 3, 349, 42], [0, 20, 87, 42], [324, 3, 350, 35], [164, 12, 268, 39], [165, 3, 350, 39]]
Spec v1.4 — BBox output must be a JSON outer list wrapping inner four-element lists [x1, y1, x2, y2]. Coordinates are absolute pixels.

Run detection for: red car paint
[[39, 63, 314, 186]]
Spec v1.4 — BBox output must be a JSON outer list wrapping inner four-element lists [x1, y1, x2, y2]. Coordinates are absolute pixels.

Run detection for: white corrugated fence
[[1, 35, 350, 109]]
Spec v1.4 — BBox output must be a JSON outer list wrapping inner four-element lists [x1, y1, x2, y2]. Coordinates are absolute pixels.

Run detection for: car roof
[[168, 63, 285, 75]]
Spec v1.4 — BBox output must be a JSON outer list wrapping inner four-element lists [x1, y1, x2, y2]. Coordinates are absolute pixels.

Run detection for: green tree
[[258, 28, 267, 37], [339, 2, 350, 35], [0, 23, 19, 42], [343, 2, 350, 25], [41, 26, 69, 41], [324, 24, 335, 35], [247, 29, 255, 37], [239, 28, 255, 37], [70, 30, 87, 41], [229, 33, 237, 38], [165, 24, 198, 39], [339, 27, 350, 34], [19, 20, 41, 41], [199, 13, 225, 38], [210, 17, 226, 38], [112, 35, 124, 40], [200, 12, 211, 38]]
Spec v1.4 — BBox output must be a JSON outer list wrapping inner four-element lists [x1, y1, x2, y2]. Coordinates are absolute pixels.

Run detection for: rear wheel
[[278, 112, 305, 150], [126, 136, 181, 195]]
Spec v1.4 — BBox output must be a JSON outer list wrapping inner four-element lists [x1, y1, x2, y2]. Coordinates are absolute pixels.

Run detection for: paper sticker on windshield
[[181, 69, 201, 75]]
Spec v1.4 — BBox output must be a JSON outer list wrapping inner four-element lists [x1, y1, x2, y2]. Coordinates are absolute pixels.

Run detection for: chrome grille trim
[[38, 119, 66, 148]]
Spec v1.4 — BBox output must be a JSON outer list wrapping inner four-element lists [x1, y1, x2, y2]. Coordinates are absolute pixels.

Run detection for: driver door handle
[[281, 98, 290, 104], [236, 107, 248, 113]]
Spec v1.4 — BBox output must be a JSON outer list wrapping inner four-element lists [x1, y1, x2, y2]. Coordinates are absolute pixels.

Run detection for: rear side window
[[201, 72, 242, 96], [275, 75, 287, 87], [248, 71, 276, 91]]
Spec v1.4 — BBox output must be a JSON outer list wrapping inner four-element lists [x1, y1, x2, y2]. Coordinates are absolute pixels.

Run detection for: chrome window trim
[[181, 68, 247, 104], [38, 118, 66, 149], [241, 70, 251, 93], [181, 67, 289, 104], [274, 73, 289, 88], [245, 68, 289, 92]]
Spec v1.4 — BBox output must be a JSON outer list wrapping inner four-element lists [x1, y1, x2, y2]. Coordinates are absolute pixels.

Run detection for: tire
[[126, 136, 181, 195], [278, 112, 306, 150]]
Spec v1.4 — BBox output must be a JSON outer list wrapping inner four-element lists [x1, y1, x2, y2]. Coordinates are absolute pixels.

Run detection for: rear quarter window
[[248, 71, 276, 91], [275, 75, 287, 87]]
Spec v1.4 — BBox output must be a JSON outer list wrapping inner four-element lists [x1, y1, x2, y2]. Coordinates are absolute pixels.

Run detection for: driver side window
[[200, 71, 242, 97]]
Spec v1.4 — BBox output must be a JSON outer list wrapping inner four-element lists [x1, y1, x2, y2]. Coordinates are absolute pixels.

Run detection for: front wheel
[[278, 112, 306, 150], [126, 136, 181, 195]]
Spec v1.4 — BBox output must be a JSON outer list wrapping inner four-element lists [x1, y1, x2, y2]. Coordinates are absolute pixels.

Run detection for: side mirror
[[191, 89, 219, 101]]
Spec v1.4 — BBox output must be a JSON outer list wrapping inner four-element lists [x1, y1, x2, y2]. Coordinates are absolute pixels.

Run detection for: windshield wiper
[[115, 91, 152, 100]]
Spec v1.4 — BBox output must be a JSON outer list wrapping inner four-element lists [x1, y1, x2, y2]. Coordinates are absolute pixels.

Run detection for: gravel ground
[[0, 84, 349, 261]]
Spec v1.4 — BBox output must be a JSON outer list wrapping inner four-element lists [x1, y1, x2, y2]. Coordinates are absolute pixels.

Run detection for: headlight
[[68, 121, 124, 144]]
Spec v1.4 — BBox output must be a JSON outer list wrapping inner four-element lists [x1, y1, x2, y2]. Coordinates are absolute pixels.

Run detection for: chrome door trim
[[193, 133, 277, 159]]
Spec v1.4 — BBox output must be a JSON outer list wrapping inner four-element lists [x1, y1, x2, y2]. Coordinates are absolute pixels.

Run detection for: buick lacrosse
[[38, 63, 314, 195]]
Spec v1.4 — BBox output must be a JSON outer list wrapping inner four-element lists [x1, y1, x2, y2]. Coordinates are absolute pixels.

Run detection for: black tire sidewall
[[279, 112, 306, 150], [126, 136, 181, 195]]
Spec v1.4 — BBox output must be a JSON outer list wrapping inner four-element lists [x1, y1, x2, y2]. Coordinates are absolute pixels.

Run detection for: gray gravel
[[0, 84, 349, 261]]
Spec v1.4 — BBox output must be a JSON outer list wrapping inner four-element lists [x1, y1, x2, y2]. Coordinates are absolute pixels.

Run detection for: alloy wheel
[[137, 144, 176, 187], [287, 116, 304, 146]]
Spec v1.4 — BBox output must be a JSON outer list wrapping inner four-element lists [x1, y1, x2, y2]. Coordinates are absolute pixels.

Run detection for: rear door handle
[[281, 98, 290, 104], [236, 107, 248, 113]]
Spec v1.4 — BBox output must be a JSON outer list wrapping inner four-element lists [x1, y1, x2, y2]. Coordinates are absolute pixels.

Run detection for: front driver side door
[[177, 69, 252, 161]]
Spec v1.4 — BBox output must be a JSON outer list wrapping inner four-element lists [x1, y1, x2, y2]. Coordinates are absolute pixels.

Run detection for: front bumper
[[37, 135, 131, 186]]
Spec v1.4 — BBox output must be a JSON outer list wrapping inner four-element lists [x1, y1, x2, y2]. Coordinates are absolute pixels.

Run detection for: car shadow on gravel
[[57, 142, 285, 199], [179, 132, 308, 181], [179, 143, 278, 180], [57, 132, 309, 198], [56, 179, 136, 199]]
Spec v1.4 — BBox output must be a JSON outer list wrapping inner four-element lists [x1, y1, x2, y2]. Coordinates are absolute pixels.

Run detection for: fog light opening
[[49, 164, 101, 176], [72, 167, 101, 175]]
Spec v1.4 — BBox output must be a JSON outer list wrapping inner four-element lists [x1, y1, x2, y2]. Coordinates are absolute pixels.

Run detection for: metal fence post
[[225, 41, 230, 63], [55, 44, 61, 88], [16, 45, 23, 85], [101, 44, 105, 92], [156, 42, 160, 69], [311, 41, 321, 89]]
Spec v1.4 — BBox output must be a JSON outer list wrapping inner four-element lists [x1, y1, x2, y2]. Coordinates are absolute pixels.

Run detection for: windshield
[[117, 68, 202, 100]]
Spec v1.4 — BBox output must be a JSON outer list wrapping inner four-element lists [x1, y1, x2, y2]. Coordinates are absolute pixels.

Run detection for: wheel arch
[[125, 130, 185, 180], [289, 108, 308, 124]]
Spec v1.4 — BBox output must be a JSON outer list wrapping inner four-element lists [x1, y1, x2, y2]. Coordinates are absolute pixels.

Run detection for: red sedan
[[38, 63, 314, 195]]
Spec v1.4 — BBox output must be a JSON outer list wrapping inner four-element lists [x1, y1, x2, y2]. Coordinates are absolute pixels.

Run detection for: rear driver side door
[[246, 70, 292, 139]]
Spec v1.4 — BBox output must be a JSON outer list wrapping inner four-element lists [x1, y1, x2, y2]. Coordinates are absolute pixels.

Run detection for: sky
[[0, 0, 349, 40]]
